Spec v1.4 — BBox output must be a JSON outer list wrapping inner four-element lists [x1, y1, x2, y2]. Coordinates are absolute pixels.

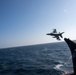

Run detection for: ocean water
[[0, 42, 73, 75]]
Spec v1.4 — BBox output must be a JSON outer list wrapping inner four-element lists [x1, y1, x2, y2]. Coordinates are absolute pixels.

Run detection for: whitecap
[[54, 64, 63, 70]]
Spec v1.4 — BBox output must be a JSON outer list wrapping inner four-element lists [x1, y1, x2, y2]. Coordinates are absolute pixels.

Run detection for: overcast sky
[[0, 0, 76, 48]]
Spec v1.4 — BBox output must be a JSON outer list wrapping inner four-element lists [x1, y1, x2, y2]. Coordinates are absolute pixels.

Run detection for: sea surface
[[0, 42, 73, 75]]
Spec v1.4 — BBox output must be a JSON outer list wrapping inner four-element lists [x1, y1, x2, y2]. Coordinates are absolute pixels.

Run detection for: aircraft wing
[[55, 36, 61, 40]]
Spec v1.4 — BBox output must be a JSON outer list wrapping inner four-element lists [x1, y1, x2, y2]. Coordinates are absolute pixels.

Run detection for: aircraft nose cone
[[46, 34, 49, 35], [46, 33, 51, 35]]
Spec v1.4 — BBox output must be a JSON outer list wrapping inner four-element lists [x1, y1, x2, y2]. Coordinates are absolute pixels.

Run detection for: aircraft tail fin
[[60, 32, 64, 38]]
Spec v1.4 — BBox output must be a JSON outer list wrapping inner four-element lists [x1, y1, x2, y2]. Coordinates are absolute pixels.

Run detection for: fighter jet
[[46, 29, 64, 40]]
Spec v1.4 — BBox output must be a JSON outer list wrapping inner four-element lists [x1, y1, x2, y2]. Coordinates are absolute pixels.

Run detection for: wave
[[0, 68, 63, 75], [54, 64, 63, 70]]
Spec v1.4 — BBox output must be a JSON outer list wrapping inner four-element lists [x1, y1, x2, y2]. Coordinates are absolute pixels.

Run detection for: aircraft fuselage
[[47, 33, 61, 36]]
